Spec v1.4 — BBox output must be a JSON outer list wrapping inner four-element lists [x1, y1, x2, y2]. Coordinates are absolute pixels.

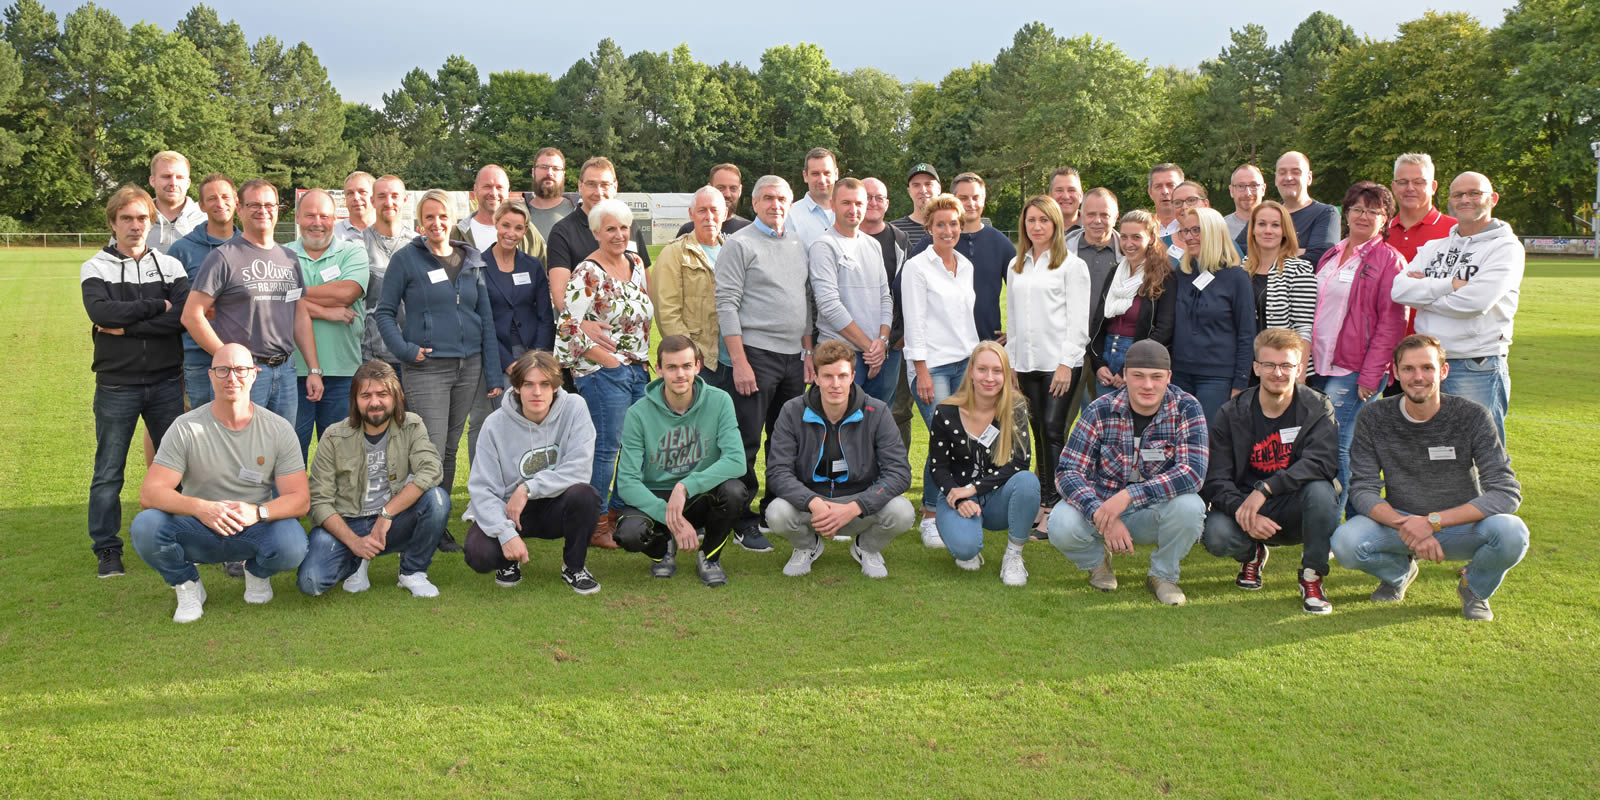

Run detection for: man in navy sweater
[[906, 172, 1015, 343]]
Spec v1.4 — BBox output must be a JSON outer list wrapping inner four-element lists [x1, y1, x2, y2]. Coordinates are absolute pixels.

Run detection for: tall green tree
[[835, 67, 908, 185], [973, 22, 1066, 200], [755, 43, 849, 177], [904, 62, 990, 187], [1269, 11, 1357, 158], [553, 40, 645, 181], [472, 70, 558, 189], [1183, 24, 1278, 189], [252, 36, 354, 191], [173, 4, 266, 171]]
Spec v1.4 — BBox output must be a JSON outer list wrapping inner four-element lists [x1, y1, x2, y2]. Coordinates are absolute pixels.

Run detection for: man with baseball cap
[[890, 163, 940, 250], [1046, 340, 1208, 606]]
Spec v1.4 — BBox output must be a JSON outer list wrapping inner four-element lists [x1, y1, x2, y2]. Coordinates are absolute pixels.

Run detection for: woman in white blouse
[[1004, 195, 1089, 525], [900, 193, 980, 547]]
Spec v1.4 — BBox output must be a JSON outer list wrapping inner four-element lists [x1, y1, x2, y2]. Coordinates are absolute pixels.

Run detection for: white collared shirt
[[1005, 250, 1091, 372], [901, 247, 979, 369], [787, 195, 836, 248]]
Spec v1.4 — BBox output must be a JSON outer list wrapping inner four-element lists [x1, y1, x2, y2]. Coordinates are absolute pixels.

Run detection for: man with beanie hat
[[1046, 339, 1208, 605]]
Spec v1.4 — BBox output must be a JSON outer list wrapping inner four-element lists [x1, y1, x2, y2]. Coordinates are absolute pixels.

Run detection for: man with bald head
[[1274, 151, 1340, 266], [858, 176, 910, 415], [290, 189, 370, 457], [1227, 164, 1266, 244], [130, 343, 310, 623], [654, 186, 731, 383], [1391, 172, 1524, 443], [361, 175, 418, 372], [333, 171, 376, 242]]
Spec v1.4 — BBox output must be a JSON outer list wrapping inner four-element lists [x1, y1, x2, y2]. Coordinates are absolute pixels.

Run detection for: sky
[[46, 1, 1517, 106]]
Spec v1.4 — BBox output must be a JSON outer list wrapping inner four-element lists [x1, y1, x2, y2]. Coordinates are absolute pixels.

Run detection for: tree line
[[1, 0, 1595, 235]]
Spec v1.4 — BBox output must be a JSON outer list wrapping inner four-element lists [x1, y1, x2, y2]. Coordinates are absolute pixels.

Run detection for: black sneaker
[[733, 523, 774, 553], [562, 566, 601, 595], [696, 553, 728, 588], [1235, 541, 1267, 590], [96, 550, 125, 578], [494, 563, 522, 587], [650, 538, 677, 579], [221, 560, 245, 578], [437, 531, 463, 553]]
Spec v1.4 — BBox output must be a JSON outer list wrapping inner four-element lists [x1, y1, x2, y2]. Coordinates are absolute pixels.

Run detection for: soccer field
[[1, 249, 1596, 798]]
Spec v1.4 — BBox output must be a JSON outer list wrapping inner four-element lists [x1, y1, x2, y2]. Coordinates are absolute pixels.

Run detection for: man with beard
[[298, 361, 449, 598], [289, 189, 370, 458], [677, 163, 751, 236], [523, 148, 577, 238]]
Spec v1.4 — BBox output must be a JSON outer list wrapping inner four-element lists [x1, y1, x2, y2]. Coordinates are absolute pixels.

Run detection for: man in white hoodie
[[1391, 172, 1524, 444], [463, 350, 603, 595]]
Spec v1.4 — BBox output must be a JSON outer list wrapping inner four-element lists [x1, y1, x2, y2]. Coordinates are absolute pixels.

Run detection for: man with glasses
[[1227, 165, 1265, 247], [677, 163, 751, 236], [545, 156, 651, 313], [523, 148, 577, 238], [1387, 154, 1457, 263], [129, 343, 311, 623], [1274, 151, 1340, 266], [1391, 172, 1524, 443], [182, 179, 322, 428], [1200, 328, 1341, 614]]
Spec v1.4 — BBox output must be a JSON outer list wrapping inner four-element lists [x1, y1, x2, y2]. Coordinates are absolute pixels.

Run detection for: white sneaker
[[461, 507, 476, 523], [342, 559, 371, 593], [954, 552, 984, 571], [1000, 547, 1028, 586], [397, 571, 440, 598], [850, 541, 888, 579], [920, 517, 944, 549], [172, 579, 206, 623], [242, 571, 273, 604], [782, 534, 824, 577]]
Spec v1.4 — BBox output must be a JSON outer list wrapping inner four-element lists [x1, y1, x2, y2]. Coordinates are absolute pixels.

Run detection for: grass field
[[2, 248, 1597, 798]]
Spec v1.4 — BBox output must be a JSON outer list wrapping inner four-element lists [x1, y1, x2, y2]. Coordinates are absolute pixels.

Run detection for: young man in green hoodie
[[613, 335, 749, 587]]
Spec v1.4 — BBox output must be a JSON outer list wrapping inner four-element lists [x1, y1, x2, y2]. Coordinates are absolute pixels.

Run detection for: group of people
[[80, 145, 1529, 624]]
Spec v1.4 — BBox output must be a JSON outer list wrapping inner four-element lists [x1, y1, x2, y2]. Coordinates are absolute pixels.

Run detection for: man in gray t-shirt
[[362, 176, 419, 368], [130, 343, 311, 623], [1331, 335, 1528, 621]]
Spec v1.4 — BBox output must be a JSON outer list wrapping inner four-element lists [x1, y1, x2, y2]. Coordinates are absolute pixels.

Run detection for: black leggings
[[1016, 368, 1081, 505]]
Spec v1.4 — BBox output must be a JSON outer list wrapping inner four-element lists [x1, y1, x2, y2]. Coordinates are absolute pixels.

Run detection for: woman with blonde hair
[[1169, 206, 1255, 422], [926, 342, 1039, 585], [1242, 200, 1317, 351], [1005, 195, 1089, 523], [1086, 209, 1176, 401]]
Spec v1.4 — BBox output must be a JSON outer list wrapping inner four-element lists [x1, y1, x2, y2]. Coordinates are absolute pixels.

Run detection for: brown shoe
[[1088, 545, 1118, 591], [590, 510, 620, 549]]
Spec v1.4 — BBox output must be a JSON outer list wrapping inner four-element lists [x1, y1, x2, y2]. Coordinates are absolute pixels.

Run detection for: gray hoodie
[[1391, 218, 1524, 359], [467, 387, 596, 544]]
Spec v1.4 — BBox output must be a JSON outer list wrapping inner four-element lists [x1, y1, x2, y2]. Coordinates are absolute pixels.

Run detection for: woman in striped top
[[1243, 201, 1317, 365]]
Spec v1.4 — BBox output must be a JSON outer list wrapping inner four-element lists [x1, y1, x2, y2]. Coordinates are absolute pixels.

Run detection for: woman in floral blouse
[[556, 198, 654, 542]]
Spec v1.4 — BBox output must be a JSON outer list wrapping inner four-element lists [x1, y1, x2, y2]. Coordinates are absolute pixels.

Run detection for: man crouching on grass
[[130, 343, 309, 623], [297, 361, 449, 598]]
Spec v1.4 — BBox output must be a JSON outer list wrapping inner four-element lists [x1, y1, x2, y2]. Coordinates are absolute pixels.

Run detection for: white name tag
[[512, 272, 532, 286], [238, 467, 263, 484], [831, 458, 848, 473], [1192, 272, 1214, 292], [1428, 446, 1456, 461], [1338, 268, 1356, 284], [1139, 446, 1167, 462], [427, 269, 447, 284], [1167, 243, 1186, 260], [284, 288, 302, 301], [320, 265, 340, 282], [976, 425, 1000, 448], [1280, 426, 1301, 445], [627, 240, 639, 253]]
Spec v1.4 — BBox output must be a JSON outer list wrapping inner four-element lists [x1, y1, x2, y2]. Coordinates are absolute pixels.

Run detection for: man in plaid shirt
[[1045, 340, 1208, 605]]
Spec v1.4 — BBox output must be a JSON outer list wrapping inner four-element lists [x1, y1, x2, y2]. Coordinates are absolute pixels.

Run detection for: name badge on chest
[[512, 272, 532, 286], [1192, 272, 1214, 292], [427, 269, 447, 284], [320, 265, 340, 282], [1428, 446, 1456, 461], [284, 288, 303, 301], [238, 466, 264, 484], [976, 425, 1000, 448]]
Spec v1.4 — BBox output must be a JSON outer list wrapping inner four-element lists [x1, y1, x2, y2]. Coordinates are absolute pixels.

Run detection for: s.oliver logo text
[[242, 259, 297, 282]]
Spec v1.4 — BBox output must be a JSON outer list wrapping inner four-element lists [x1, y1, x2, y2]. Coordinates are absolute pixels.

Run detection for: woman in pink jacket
[[1308, 181, 1408, 514]]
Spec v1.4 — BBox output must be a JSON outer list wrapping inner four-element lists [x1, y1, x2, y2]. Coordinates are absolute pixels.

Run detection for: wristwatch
[[1253, 480, 1272, 497], [309, 368, 324, 375], [1427, 512, 1442, 533], [379, 508, 395, 521], [257, 504, 271, 521]]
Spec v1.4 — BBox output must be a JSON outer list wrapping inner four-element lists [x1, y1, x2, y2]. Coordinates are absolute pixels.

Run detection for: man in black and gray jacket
[[764, 340, 915, 580], [1200, 328, 1341, 613], [81, 185, 191, 578]]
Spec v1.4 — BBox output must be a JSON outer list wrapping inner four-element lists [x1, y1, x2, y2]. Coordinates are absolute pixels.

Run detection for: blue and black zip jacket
[[764, 383, 911, 516]]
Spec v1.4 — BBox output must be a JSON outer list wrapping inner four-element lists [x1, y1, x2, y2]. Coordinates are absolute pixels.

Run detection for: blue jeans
[[251, 360, 299, 427], [910, 358, 969, 511], [297, 487, 450, 595], [1090, 333, 1135, 405], [296, 376, 353, 460], [575, 363, 649, 511], [935, 471, 1041, 560], [130, 509, 308, 585], [1046, 493, 1205, 582], [1443, 355, 1509, 445], [183, 363, 213, 407], [1308, 372, 1386, 516], [1331, 513, 1529, 599], [1169, 370, 1233, 425], [855, 349, 901, 407], [89, 378, 185, 554]]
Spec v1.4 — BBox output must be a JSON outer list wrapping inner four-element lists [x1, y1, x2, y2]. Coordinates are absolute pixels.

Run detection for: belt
[[256, 353, 290, 367]]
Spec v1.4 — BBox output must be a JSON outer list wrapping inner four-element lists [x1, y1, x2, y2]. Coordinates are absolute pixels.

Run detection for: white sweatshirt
[[1391, 219, 1524, 359]]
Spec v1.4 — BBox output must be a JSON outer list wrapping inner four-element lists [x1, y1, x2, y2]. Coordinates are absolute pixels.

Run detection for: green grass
[[2, 249, 1597, 798]]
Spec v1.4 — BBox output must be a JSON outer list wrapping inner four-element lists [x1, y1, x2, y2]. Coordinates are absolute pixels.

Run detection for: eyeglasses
[[1449, 190, 1489, 201], [1173, 197, 1205, 208], [1345, 206, 1384, 218], [1231, 182, 1265, 191], [1178, 226, 1202, 238], [209, 365, 259, 378], [1254, 360, 1299, 374], [581, 180, 616, 191], [534, 164, 564, 172], [241, 202, 279, 213]]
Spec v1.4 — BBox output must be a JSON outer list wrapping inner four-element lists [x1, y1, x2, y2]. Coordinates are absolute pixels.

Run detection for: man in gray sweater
[[715, 174, 816, 552], [1331, 334, 1528, 620]]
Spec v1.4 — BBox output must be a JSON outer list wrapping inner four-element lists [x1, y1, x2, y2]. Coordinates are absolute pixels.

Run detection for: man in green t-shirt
[[130, 343, 310, 623], [289, 189, 370, 458]]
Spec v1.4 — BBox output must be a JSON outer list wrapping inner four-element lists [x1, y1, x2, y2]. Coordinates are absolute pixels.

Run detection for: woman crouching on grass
[[927, 341, 1040, 586]]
